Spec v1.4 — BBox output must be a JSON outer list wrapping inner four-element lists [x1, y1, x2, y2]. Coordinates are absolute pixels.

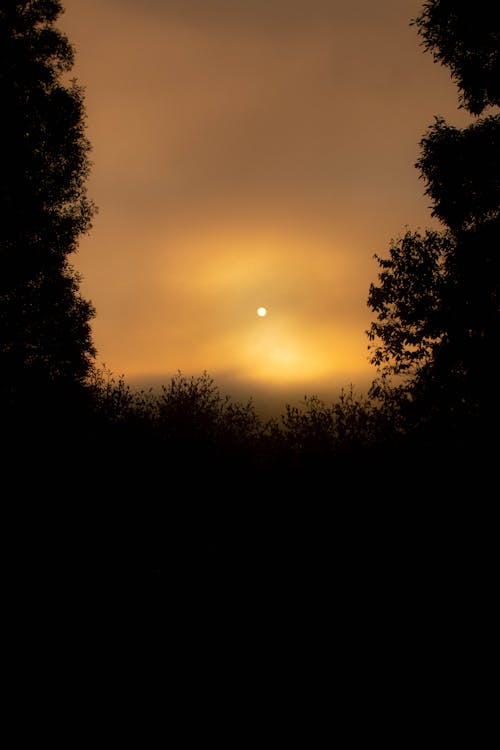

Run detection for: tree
[[0, 0, 95, 414], [413, 0, 500, 115], [367, 1, 500, 433], [367, 230, 452, 384]]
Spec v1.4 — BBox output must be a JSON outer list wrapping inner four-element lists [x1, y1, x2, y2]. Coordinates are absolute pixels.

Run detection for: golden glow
[[114, 226, 373, 387], [77, 222, 378, 393], [60, 0, 472, 405]]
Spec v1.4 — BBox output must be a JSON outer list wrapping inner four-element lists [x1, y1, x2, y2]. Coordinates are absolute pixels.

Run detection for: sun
[[257, 306, 267, 317]]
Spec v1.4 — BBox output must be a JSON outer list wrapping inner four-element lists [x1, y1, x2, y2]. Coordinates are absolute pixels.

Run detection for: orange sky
[[60, 0, 471, 412]]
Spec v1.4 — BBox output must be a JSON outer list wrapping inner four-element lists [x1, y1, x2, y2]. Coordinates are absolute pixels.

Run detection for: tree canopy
[[413, 0, 500, 114], [0, 0, 95, 411], [368, 1, 500, 433]]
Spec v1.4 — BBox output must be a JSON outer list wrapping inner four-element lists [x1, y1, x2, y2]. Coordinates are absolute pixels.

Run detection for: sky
[[60, 0, 471, 414]]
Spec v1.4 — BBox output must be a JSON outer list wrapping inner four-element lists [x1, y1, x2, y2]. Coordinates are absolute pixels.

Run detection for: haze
[[60, 0, 470, 414]]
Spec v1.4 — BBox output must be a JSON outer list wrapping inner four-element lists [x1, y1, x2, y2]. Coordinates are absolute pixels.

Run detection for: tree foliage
[[89, 369, 266, 467], [367, 230, 452, 382], [368, 1, 500, 431], [413, 0, 500, 115], [0, 0, 95, 408], [417, 115, 500, 231], [278, 387, 400, 460], [155, 371, 263, 458]]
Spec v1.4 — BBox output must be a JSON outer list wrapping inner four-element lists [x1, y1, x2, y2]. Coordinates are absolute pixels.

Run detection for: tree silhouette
[[367, 1, 500, 435], [413, 0, 500, 115], [0, 1, 95, 416]]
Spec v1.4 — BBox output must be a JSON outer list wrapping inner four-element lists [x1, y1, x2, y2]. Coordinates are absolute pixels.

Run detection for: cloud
[[61, 0, 469, 403], [118, 0, 358, 32]]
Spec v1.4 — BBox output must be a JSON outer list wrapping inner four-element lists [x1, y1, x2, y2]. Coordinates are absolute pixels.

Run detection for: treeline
[[88, 369, 399, 466]]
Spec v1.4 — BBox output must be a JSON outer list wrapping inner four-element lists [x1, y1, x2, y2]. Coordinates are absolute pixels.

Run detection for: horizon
[[126, 367, 376, 419]]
